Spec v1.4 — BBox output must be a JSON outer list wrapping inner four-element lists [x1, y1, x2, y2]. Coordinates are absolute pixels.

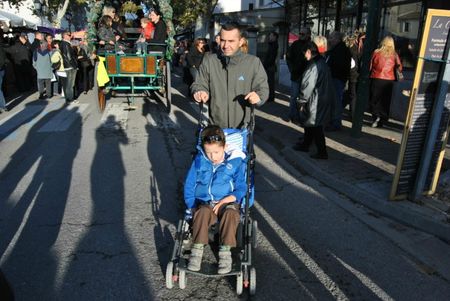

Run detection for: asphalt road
[[0, 72, 449, 300]]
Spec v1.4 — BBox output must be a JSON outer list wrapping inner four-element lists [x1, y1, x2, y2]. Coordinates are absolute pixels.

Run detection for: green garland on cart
[[86, 0, 105, 54], [86, 0, 175, 59], [154, 0, 175, 60]]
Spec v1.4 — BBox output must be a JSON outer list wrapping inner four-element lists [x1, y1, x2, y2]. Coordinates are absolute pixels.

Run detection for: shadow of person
[[0, 107, 81, 298], [0, 100, 48, 142], [144, 104, 197, 276], [58, 115, 152, 299]]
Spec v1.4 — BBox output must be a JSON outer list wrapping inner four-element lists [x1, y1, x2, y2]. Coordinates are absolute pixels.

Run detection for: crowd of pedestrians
[[175, 23, 403, 160], [0, 29, 95, 109]]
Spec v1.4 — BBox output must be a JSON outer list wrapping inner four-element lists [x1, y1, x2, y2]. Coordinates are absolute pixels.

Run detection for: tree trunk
[[52, 0, 70, 28]]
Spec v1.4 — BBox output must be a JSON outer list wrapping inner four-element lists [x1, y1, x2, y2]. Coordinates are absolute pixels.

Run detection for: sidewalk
[[255, 86, 450, 243]]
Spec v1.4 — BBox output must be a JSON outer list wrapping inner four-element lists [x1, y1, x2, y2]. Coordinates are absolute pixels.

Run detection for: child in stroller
[[184, 125, 247, 274]]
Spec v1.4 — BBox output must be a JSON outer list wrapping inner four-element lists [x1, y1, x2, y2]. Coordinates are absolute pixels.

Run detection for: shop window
[[402, 21, 410, 32], [259, 0, 265, 7]]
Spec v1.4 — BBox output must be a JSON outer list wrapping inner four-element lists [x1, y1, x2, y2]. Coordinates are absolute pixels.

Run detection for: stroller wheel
[[251, 220, 258, 248], [249, 267, 256, 296], [179, 269, 187, 289], [165, 262, 174, 289], [236, 272, 243, 295]]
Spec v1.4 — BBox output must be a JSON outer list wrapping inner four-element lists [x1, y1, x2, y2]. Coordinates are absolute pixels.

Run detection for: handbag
[[297, 102, 309, 126], [394, 54, 403, 81], [395, 67, 404, 81]]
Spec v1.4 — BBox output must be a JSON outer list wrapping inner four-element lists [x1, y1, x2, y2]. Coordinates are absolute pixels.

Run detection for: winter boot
[[217, 250, 232, 274], [187, 245, 203, 272]]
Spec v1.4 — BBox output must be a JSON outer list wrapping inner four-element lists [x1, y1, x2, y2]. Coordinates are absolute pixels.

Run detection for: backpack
[[52, 59, 61, 70]]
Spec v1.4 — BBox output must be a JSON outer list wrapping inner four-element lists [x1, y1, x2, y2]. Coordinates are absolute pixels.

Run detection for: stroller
[[165, 106, 258, 296]]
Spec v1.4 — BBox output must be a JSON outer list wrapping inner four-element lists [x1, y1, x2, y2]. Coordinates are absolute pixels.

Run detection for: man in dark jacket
[[263, 31, 279, 102], [293, 41, 336, 159], [326, 31, 352, 130], [191, 22, 269, 129], [5, 34, 33, 92], [286, 27, 310, 122], [30, 32, 43, 53], [60, 31, 78, 103]]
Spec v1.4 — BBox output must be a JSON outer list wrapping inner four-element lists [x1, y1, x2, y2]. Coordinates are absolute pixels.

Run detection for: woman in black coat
[[186, 38, 207, 81], [293, 41, 336, 159]]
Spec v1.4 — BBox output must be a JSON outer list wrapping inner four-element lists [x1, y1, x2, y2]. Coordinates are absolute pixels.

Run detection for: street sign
[[390, 9, 450, 200]]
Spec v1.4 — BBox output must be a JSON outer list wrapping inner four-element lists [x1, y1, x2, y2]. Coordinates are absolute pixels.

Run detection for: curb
[[280, 147, 450, 243]]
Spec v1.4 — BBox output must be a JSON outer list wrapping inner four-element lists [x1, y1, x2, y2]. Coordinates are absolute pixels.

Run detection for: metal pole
[[351, 0, 382, 137], [298, 0, 302, 33], [318, 0, 321, 36], [410, 41, 450, 200], [356, 0, 363, 29], [303, 0, 308, 27], [381, 0, 387, 38], [335, 0, 342, 31]]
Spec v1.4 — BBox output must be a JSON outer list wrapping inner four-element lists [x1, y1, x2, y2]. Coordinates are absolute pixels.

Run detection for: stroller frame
[[165, 105, 258, 296]]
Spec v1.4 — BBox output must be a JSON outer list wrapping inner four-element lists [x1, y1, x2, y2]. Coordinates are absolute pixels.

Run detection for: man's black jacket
[[60, 40, 78, 69]]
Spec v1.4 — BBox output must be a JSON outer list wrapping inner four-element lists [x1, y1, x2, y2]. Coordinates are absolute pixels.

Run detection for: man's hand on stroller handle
[[193, 91, 209, 103], [244, 91, 261, 104], [194, 90, 260, 104]]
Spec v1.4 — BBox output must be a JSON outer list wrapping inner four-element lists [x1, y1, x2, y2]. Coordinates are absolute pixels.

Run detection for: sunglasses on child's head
[[202, 135, 224, 143]]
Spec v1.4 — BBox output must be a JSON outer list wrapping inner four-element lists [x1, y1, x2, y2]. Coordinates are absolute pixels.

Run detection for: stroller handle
[[197, 102, 256, 130]]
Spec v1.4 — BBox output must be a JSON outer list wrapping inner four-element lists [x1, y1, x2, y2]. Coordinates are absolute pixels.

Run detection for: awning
[[37, 26, 65, 36], [0, 15, 9, 22], [0, 9, 37, 28]]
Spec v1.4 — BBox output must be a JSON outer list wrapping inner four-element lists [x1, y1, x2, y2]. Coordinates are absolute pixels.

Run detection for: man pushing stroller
[[184, 21, 268, 275], [184, 125, 247, 274]]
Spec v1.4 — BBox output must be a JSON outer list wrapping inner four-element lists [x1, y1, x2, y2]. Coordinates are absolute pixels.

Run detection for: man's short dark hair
[[303, 41, 319, 57], [221, 21, 242, 36], [270, 31, 279, 40]]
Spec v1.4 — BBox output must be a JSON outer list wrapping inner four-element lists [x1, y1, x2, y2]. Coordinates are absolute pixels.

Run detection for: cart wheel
[[163, 63, 172, 113], [236, 272, 244, 295], [249, 267, 256, 296], [97, 87, 106, 113], [179, 269, 187, 289], [165, 262, 174, 289], [251, 220, 258, 248]]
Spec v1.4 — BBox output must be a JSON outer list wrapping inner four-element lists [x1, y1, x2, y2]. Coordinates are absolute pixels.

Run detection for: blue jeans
[[0, 69, 5, 109], [289, 80, 300, 121], [136, 42, 146, 53], [63, 69, 77, 102]]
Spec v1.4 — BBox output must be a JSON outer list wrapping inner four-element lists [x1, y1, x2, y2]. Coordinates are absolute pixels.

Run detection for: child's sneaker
[[187, 247, 203, 271], [217, 250, 232, 274], [135, 50, 142, 55]]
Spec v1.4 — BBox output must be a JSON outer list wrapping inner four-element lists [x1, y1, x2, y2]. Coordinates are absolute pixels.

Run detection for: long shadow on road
[[58, 115, 153, 300], [0, 107, 81, 299]]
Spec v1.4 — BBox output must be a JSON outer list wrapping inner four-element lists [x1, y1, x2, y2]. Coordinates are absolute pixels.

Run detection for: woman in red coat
[[369, 36, 402, 127]]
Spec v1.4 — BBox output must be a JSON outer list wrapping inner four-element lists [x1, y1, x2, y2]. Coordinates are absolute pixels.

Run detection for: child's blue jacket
[[184, 146, 247, 209]]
